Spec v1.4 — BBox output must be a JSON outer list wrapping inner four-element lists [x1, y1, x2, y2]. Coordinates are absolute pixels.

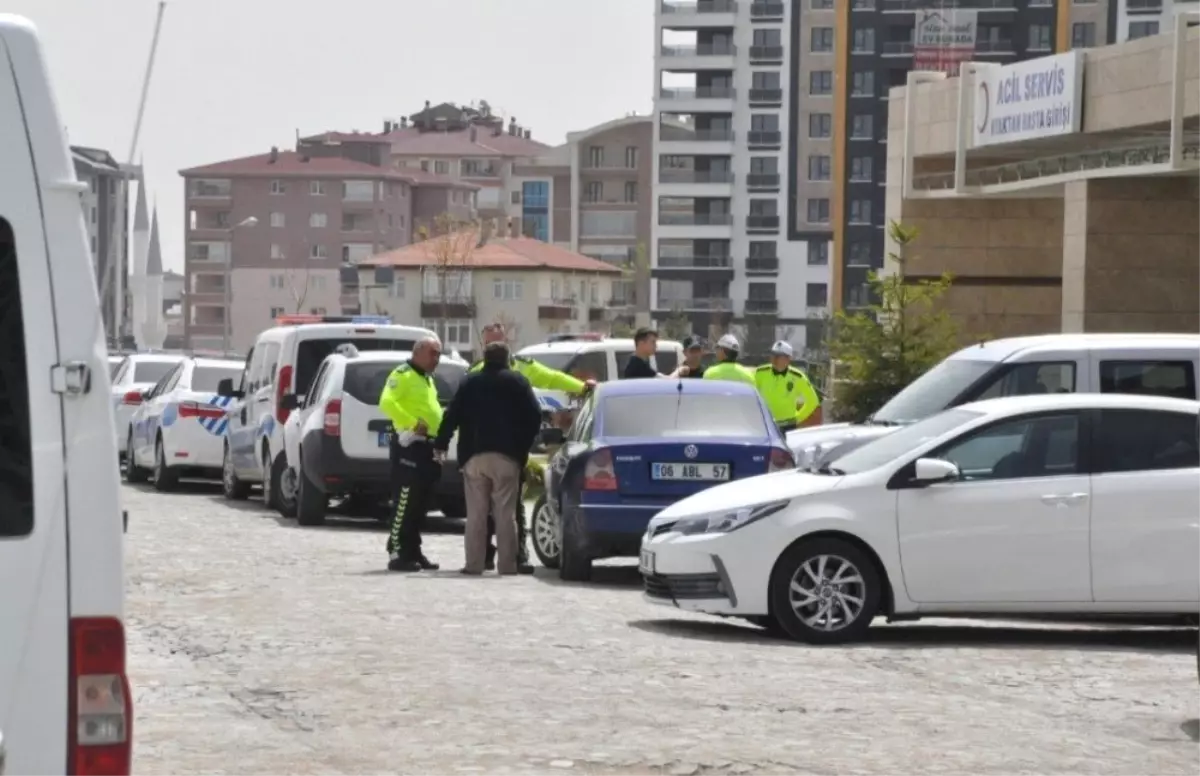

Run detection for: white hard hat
[[770, 341, 794, 358], [716, 333, 741, 351]]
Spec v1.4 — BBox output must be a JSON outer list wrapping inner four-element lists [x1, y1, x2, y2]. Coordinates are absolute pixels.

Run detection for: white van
[[790, 333, 1200, 466], [216, 314, 435, 512], [0, 16, 130, 775], [516, 335, 684, 410]]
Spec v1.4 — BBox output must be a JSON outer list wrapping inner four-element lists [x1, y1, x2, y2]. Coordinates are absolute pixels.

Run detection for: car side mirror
[[216, 378, 242, 399], [912, 457, 960, 484], [279, 393, 300, 411], [539, 427, 566, 447]]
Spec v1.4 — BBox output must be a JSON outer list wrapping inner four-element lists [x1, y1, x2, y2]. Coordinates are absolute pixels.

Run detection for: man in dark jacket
[[433, 342, 542, 575]]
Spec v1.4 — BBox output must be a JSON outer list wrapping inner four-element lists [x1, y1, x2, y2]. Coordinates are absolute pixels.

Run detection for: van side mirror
[[279, 393, 300, 411], [539, 427, 566, 447], [912, 458, 960, 484], [216, 378, 242, 398]]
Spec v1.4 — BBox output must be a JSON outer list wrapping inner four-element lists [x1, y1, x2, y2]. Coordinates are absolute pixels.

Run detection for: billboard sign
[[972, 51, 1084, 147], [913, 9, 978, 76]]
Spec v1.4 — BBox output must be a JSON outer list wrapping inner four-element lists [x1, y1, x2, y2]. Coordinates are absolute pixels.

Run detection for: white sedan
[[111, 353, 185, 456], [125, 357, 243, 490], [641, 393, 1200, 644]]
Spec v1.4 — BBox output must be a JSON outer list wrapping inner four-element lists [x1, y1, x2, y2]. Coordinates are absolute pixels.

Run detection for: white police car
[[110, 352, 185, 457], [516, 334, 684, 412], [124, 357, 244, 490], [216, 314, 436, 511]]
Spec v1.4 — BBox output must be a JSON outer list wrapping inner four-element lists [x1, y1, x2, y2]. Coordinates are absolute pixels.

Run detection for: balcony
[[460, 164, 501, 178], [746, 214, 780, 231], [659, 170, 735, 184], [744, 298, 779, 315], [588, 306, 609, 322], [659, 86, 736, 101], [538, 298, 577, 321], [653, 297, 734, 312], [975, 39, 1015, 54], [882, 41, 913, 55], [658, 212, 734, 226], [187, 180, 231, 199], [660, 43, 737, 57], [748, 45, 785, 62], [657, 254, 732, 269], [748, 88, 784, 105], [749, 0, 785, 19], [746, 130, 782, 149], [881, 0, 1013, 8], [745, 256, 779, 274], [1126, 0, 1162, 9], [660, 0, 736, 14], [420, 294, 476, 319], [746, 173, 781, 190], [582, 161, 640, 172]]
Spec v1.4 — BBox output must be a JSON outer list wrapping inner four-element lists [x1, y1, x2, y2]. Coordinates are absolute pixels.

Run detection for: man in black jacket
[[433, 342, 542, 575]]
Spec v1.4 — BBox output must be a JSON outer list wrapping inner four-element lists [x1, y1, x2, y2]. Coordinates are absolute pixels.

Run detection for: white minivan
[[0, 15, 130, 775]]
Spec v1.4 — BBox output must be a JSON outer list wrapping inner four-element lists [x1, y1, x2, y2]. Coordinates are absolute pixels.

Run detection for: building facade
[[1111, 0, 1197, 42], [178, 146, 477, 352], [651, 0, 833, 354], [72, 146, 134, 343]]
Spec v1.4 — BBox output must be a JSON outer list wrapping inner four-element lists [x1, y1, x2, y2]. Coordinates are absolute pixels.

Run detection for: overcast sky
[[8, 0, 654, 272]]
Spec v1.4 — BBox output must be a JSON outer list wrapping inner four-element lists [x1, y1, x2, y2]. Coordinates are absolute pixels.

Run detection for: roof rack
[[274, 314, 392, 326]]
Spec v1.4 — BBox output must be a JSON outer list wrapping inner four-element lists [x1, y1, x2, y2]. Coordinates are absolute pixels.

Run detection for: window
[[1029, 23, 1052, 50], [587, 146, 604, 168], [623, 181, 638, 204], [810, 71, 833, 95], [342, 243, 373, 263], [849, 199, 872, 224], [270, 180, 286, 195], [310, 180, 326, 195], [310, 244, 327, 259], [522, 180, 549, 209], [850, 156, 874, 181], [852, 71, 875, 96], [0, 218, 32, 535], [269, 273, 286, 289], [133, 360, 178, 384], [751, 113, 780, 131], [752, 71, 782, 89], [270, 243, 284, 260], [811, 0, 834, 7], [749, 199, 778, 216], [389, 277, 405, 298], [342, 180, 375, 201], [1128, 20, 1159, 39], [1092, 410, 1199, 473], [807, 155, 832, 180], [493, 278, 523, 301], [973, 362, 1077, 400], [624, 146, 638, 168], [310, 307, 327, 315], [433, 160, 450, 175], [563, 351, 608, 383], [90, 207, 96, 224], [584, 181, 603, 203], [852, 0, 875, 7], [1099, 360, 1197, 399], [848, 240, 872, 265], [1071, 22, 1096, 47], [310, 275, 327, 290], [851, 114, 874, 139], [807, 242, 829, 266], [933, 413, 1081, 481], [754, 28, 783, 45], [215, 211, 231, 227], [422, 269, 473, 299], [750, 157, 778, 174], [601, 394, 769, 437], [852, 28, 875, 52], [270, 212, 285, 228], [749, 240, 777, 258], [809, 113, 832, 137], [806, 283, 828, 307], [309, 212, 327, 228], [269, 305, 285, 318], [811, 27, 834, 51], [580, 211, 636, 238], [806, 198, 830, 223], [421, 318, 473, 346]]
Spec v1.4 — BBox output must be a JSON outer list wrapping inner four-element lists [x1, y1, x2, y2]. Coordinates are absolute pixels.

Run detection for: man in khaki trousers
[[433, 342, 542, 575]]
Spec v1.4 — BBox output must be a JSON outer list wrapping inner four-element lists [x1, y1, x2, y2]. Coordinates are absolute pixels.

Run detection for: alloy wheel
[[533, 500, 560, 560], [788, 554, 866, 633]]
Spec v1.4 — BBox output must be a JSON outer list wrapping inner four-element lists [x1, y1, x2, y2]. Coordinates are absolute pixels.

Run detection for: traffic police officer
[[703, 333, 755, 385], [755, 341, 820, 433], [378, 336, 444, 573], [470, 324, 595, 573]]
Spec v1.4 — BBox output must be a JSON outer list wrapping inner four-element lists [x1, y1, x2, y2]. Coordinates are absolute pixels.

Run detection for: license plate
[[377, 431, 389, 448], [651, 462, 730, 481], [639, 549, 655, 574]]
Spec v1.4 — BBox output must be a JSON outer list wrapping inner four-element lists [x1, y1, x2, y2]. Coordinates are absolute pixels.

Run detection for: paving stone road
[[124, 481, 1199, 775]]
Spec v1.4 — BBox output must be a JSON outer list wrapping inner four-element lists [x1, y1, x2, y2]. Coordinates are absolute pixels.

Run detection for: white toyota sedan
[[640, 393, 1200, 644]]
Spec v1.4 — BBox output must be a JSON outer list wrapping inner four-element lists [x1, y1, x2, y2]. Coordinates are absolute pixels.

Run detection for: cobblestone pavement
[[125, 481, 1199, 775]]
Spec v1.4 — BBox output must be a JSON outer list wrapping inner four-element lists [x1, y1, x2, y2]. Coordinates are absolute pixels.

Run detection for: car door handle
[[255, 395, 271, 403], [1041, 493, 1088, 507], [1, 726, 7, 775]]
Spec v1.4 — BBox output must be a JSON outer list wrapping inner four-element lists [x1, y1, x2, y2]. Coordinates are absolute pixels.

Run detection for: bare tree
[[284, 267, 313, 314], [418, 212, 478, 339]]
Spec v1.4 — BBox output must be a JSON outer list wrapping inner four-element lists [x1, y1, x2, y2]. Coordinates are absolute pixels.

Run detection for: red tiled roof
[[300, 131, 391, 144], [178, 150, 473, 188], [363, 233, 622, 274], [382, 126, 551, 157]]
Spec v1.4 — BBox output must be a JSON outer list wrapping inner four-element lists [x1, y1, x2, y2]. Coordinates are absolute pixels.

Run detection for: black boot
[[485, 545, 497, 571], [418, 554, 440, 571], [387, 555, 422, 573]]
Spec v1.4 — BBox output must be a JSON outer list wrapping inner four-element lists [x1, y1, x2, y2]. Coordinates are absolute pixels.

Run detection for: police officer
[[755, 341, 820, 433], [703, 333, 755, 385], [680, 335, 707, 378], [378, 336, 445, 573], [470, 324, 595, 573]]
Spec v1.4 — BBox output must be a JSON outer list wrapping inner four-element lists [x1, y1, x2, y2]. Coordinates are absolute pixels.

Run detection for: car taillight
[[68, 617, 132, 776], [120, 391, 142, 406], [275, 365, 293, 424], [583, 448, 617, 491], [178, 401, 226, 420], [323, 398, 342, 436], [768, 447, 795, 473]]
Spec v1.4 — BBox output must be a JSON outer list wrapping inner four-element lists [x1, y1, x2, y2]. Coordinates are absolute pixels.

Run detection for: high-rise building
[[1111, 0, 1196, 42], [652, 0, 833, 353], [72, 146, 135, 343]]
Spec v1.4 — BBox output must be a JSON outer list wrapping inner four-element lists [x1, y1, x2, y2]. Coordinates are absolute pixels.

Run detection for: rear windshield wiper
[[813, 463, 846, 475], [864, 414, 900, 427]]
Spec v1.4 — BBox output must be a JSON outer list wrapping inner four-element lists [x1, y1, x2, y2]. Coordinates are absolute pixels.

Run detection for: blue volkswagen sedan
[[536, 378, 795, 582]]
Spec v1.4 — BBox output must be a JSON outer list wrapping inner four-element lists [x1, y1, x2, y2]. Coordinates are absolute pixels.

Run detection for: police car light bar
[[274, 314, 393, 326]]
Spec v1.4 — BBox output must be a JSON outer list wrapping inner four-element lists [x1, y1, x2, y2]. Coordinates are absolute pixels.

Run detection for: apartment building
[[1111, 0, 1196, 41], [178, 145, 477, 352], [831, 0, 1111, 311], [653, 0, 833, 353], [356, 226, 625, 354], [72, 146, 135, 343]]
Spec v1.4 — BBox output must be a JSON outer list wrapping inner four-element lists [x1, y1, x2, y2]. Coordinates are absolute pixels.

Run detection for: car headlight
[[672, 500, 790, 536]]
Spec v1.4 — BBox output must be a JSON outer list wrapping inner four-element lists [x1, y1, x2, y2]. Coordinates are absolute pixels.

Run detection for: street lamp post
[[222, 216, 258, 354]]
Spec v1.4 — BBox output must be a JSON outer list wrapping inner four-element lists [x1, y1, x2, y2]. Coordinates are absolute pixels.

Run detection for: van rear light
[[768, 447, 795, 473], [120, 391, 142, 406], [275, 365, 293, 424], [178, 401, 226, 420], [323, 398, 342, 436], [583, 448, 617, 491], [68, 617, 132, 776]]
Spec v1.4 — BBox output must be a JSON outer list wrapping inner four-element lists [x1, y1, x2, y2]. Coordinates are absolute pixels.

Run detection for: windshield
[[523, 351, 575, 373], [109, 359, 122, 378], [134, 361, 177, 384], [192, 366, 242, 393], [871, 359, 995, 424], [824, 408, 982, 474], [600, 394, 768, 438], [296, 337, 417, 395], [344, 360, 466, 406]]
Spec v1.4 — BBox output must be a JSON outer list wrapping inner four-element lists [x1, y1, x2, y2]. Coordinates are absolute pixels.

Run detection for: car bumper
[[639, 524, 773, 615], [580, 503, 662, 557]]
